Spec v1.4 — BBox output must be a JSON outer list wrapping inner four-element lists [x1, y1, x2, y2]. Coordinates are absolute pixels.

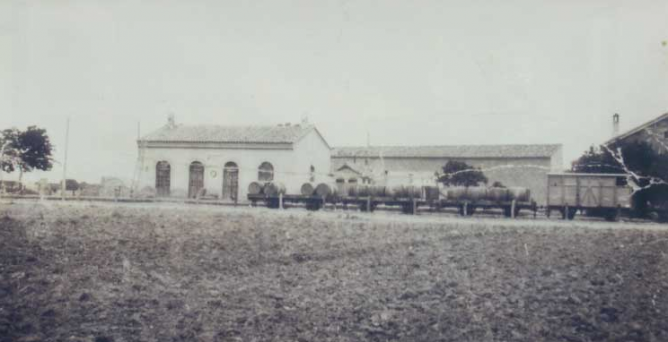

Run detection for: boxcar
[[546, 173, 633, 221]]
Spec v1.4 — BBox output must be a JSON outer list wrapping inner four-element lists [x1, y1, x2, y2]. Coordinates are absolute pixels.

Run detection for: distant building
[[137, 117, 331, 202], [605, 112, 668, 153], [331, 144, 563, 205], [100, 177, 131, 198]]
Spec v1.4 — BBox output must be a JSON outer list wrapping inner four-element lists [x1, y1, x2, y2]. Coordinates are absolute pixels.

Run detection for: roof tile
[[141, 124, 313, 144]]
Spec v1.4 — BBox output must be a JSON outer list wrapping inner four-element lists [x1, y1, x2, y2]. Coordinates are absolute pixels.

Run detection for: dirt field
[[1, 200, 667, 342]]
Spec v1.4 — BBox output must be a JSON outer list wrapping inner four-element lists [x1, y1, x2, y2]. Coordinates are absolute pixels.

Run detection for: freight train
[[246, 172, 663, 221]]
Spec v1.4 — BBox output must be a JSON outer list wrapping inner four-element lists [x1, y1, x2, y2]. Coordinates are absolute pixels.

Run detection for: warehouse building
[[136, 117, 331, 201], [331, 144, 563, 205]]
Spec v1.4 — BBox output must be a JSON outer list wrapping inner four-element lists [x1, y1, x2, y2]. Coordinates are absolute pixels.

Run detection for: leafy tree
[[64, 179, 80, 196], [571, 145, 623, 174], [491, 181, 505, 188], [438, 160, 488, 187], [572, 141, 668, 215], [1, 126, 54, 185], [572, 141, 667, 181]]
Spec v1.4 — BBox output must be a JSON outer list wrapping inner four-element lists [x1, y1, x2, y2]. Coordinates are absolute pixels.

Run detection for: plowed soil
[[1, 201, 667, 342]]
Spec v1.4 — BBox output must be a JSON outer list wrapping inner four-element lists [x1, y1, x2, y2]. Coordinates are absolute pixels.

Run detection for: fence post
[[511, 200, 516, 219], [279, 193, 284, 210]]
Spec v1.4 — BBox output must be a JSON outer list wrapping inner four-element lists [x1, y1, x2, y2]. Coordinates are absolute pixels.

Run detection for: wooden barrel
[[348, 184, 370, 197], [300, 182, 316, 196], [423, 186, 440, 201], [393, 185, 421, 198], [447, 187, 468, 201], [248, 181, 265, 196], [315, 183, 337, 198], [264, 182, 286, 197], [467, 187, 488, 201], [508, 187, 531, 202], [487, 187, 509, 202], [369, 185, 388, 197]]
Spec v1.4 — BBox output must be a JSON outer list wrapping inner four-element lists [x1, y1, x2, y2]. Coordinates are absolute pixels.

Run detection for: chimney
[[612, 113, 620, 137]]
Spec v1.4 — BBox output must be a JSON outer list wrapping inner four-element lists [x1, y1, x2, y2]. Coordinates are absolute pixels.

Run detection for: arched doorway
[[258, 162, 274, 182], [188, 161, 204, 198], [155, 161, 171, 197], [222, 162, 239, 202]]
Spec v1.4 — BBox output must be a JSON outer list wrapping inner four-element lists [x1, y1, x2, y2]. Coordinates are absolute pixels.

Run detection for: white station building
[[136, 117, 331, 202]]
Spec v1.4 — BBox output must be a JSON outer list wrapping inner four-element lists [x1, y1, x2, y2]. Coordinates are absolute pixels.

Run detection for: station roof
[[332, 144, 562, 159], [141, 123, 318, 145]]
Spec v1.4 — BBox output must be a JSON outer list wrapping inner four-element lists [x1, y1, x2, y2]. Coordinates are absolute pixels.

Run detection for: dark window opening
[[156, 161, 171, 197], [188, 161, 204, 198], [223, 162, 239, 202], [258, 162, 274, 181]]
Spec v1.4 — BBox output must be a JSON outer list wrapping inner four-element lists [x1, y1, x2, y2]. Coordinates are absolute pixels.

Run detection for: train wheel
[[266, 198, 279, 209], [503, 206, 512, 218], [503, 207, 519, 218], [648, 211, 660, 222], [604, 209, 619, 222], [305, 201, 321, 211]]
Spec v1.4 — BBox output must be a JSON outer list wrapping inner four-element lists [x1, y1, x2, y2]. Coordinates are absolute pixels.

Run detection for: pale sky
[[1, 0, 667, 183]]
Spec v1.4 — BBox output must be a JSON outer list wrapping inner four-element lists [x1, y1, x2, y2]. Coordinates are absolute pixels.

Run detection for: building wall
[[138, 130, 331, 202], [332, 155, 561, 205], [618, 119, 668, 153], [293, 130, 333, 183]]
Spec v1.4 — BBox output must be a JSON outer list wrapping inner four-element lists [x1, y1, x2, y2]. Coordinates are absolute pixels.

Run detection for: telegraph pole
[[61, 117, 70, 200], [0, 141, 10, 198]]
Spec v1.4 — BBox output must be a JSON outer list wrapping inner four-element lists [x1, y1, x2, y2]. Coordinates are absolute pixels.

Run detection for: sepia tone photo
[[1, 1, 667, 341]]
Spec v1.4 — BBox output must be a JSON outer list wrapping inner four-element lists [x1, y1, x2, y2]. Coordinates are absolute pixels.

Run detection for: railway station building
[[331, 144, 563, 205], [136, 117, 331, 202]]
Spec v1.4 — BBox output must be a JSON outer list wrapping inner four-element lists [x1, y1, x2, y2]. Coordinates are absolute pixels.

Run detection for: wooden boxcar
[[546, 173, 633, 220]]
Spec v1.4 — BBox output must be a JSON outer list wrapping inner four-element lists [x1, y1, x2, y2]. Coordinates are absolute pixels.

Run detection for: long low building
[[331, 144, 563, 205], [136, 117, 563, 205], [136, 117, 331, 201]]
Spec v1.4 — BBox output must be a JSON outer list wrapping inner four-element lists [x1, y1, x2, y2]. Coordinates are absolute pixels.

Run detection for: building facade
[[137, 119, 331, 202], [331, 144, 563, 205], [605, 112, 668, 153]]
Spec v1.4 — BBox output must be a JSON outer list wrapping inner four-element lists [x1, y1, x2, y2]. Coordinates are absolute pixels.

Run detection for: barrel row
[[444, 186, 531, 202], [248, 181, 286, 197], [253, 181, 530, 203]]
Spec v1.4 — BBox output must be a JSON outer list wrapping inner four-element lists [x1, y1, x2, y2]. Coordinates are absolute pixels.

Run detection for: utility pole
[[0, 141, 10, 198], [61, 117, 70, 200]]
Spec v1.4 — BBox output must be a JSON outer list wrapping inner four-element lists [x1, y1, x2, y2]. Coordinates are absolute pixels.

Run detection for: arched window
[[348, 178, 358, 184], [188, 161, 204, 198], [258, 162, 274, 181], [155, 161, 171, 197], [222, 162, 239, 202]]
